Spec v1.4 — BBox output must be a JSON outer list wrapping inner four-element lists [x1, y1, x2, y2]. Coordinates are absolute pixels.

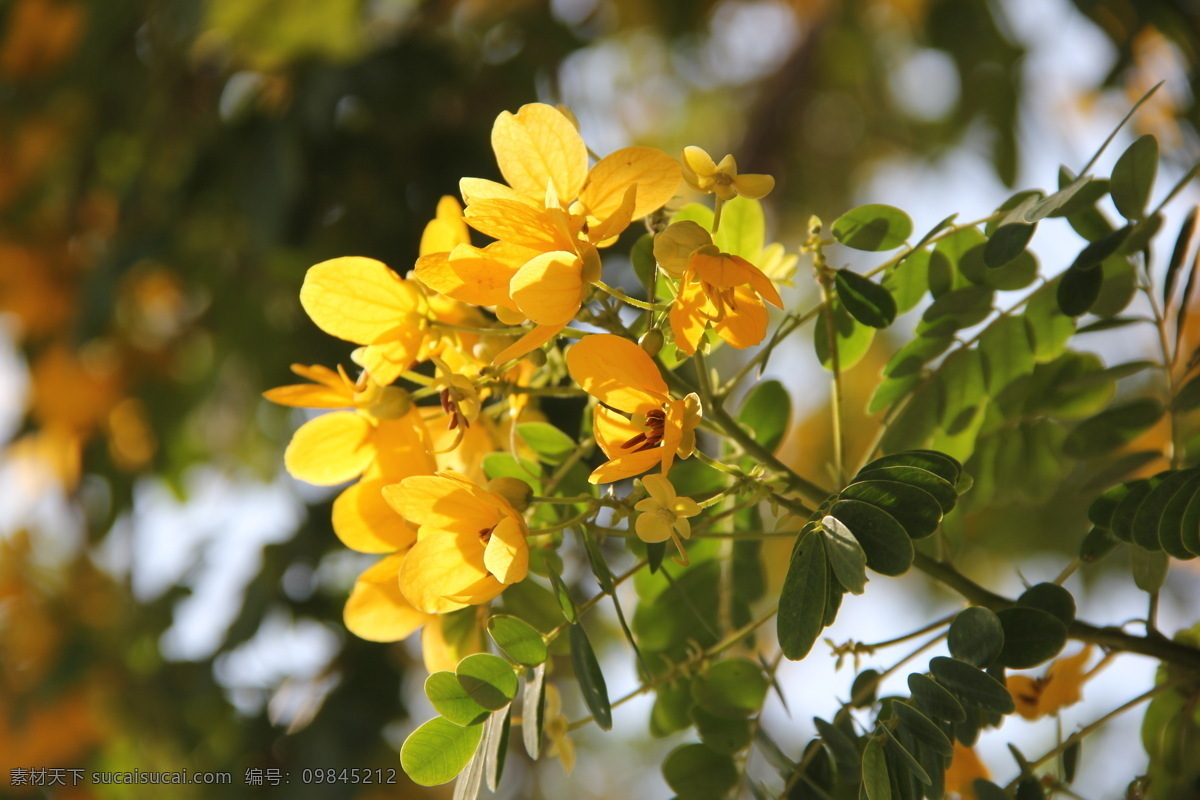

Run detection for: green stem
[[591, 279, 664, 311]]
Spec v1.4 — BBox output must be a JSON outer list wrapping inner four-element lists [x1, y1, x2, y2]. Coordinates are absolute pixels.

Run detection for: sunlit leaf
[[487, 615, 548, 666], [814, 301, 876, 371], [456, 654, 519, 711], [737, 380, 791, 453], [401, 716, 485, 787], [426, 672, 491, 726], [835, 268, 897, 329], [516, 422, 576, 465], [832, 204, 912, 251]]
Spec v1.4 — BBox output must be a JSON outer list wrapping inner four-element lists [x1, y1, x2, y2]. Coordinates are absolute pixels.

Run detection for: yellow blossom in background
[[542, 684, 575, 775], [680, 146, 774, 201], [944, 742, 990, 800], [670, 248, 784, 355], [566, 334, 702, 483], [383, 472, 530, 613], [634, 474, 701, 563], [1007, 646, 1101, 720]]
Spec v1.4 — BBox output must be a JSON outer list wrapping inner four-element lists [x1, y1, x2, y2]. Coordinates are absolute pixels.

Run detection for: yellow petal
[[673, 516, 692, 540], [668, 274, 710, 356], [460, 177, 529, 206], [589, 447, 662, 484], [262, 383, 352, 409], [290, 363, 352, 391], [715, 288, 769, 350], [635, 511, 673, 543], [492, 103, 588, 203], [357, 322, 428, 385], [945, 743, 990, 796], [384, 473, 499, 535], [1038, 646, 1093, 715], [483, 515, 528, 584], [422, 611, 485, 674], [413, 251, 468, 296], [672, 496, 701, 518], [446, 243, 522, 308], [300, 257, 419, 344], [399, 531, 492, 613], [566, 334, 668, 413], [682, 146, 718, 182], [510, 251, 584, 326], [491, 323, 563, 365], [284, 411, 374, 485], [641, 473, 676, 506], [1007, 674, 1042, 720], [343, 554, 434, 642], [585, 184, 637, 245], [654, 221, 712, 278], [592, 404, 642, 460], [419, 196, 471, 256], [465, 198, 576, 253], [581, 146, 682, 220], [333, 479, 418, 553], [371, 415, 437, 478], [733, 172, 775, 200]]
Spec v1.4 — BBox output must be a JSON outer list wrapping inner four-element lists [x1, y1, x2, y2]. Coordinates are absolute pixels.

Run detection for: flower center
[[620, 408, 666, 452], [479, 525, 495, 544]]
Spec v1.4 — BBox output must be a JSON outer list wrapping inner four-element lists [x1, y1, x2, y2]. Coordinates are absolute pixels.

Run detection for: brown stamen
[[479, 525, 495, 544], [621, 409, 667, 450]]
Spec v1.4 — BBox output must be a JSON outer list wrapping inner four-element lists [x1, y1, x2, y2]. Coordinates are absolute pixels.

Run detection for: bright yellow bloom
[[1007, 646, 1101, 720], [634, 474, 701, 563], [565, 334, 702, 483], [653, 220, 714, 278], [670, 248, 784, 355], [681, 146, 775, 201], [383, 471, 530, 613], [944, 743, 990, 800]]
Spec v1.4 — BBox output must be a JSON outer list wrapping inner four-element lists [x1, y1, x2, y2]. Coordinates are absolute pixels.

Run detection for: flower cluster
[[268, 103, 786, 674]]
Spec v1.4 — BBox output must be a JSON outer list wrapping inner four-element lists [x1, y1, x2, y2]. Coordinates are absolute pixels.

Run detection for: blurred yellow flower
[[1007, 645, 1101, 720], [681, 146, 774, 201], [635, 474, 701, 563], [670, 249, 783, 355], [944, 742, 990, 799], [383, 472, 530, 613], [543, 684, 575, 774], [566, 334, 701, 483]]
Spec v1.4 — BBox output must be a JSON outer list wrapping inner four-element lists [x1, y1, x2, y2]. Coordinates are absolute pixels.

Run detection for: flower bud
[[487, 476, 533, 512], [526, 348, 548, 368], [639, 329, 664, 357]]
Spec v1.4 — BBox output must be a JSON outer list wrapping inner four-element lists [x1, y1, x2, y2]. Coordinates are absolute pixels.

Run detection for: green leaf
[[893, 702, 954, 757], [948, 607, 1005, 668], [821, 515, 869, 595], [1062, 740, 1081, 784], [996, 607, 1067, 668], [662, 743, 739, 800], [851, 669, 880, 708], [1163, 207, 1197, 306], [883, 330, 955, 379], [482, 452, 542, 485], [1173, 375, 1200, 411], [650, 679, 694, 738], [569, 623, 612, 730], [1131, 546, 1170, 593], [545, 563, 578, 623], [631, 233, 656, 292], [737, 380, 791, 453], [929, 656, 1015, 715], [1063, 399, 1165, 458], [832, 204, 913, 251], [973, 779, 1013, 800], [840, 480, 942, 539], [1110, 478, 1156, 543], [1024, 173, 1094, 221], [1056, 265, 1103, 317], [815, 302, 876, 371], [883, 249, 931, 313], [521, 664, 546, 759], [1070, 226, 1133, 272], [486, 615, 547, 666], [861, 737, 892, 800], [881, 724, 931, 786], [813, 717, 861, 780], [1017, 583, 1076, 626], [425, 672, 491, 726], [672, 202, 715, 231], [835, 269, 897, 329], [1024, 281, 1076, 362], [830, 499, 914, 576], [400, 716, 485, 787], [907, 673, 967, 723], [1111, 134, 1159, 220], [691, 706, 752, 755], [1160, 471, 1200, 558], [456, 654, 518, 711], [691, 658, 768, 719], [861, 449, 962, 485], [852, 466, 956, 514], [984, 220, 1036, 268], [516, 422, 576, 465], [1080, 526, 1121, 564], [778, 532, 828, 660], [1132, 469, 1199, 554], [979, 315, 1035, 395], [713, 196, 764, 262], [482, 704, 510, 792], [921, 285, 994, 330]]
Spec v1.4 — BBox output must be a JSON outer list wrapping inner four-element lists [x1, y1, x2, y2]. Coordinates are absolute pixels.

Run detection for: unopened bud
[[526, 348, 547, 368], [487, 477, 533, 512], [639, 329, 664, 357]]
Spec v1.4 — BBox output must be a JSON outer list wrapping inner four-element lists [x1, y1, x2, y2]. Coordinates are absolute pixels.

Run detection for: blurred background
[[1, 0, 1198, 797]]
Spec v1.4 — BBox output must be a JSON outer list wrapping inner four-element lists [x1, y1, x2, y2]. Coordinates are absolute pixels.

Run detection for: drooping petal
[[333, 479, 418, 553], [492, 103, 588, 203], [284, 411, 374, 485], [744, 261, 783, 308], [732, 172, 775, 200], [413, 251, 467, 296], [641, 474, 676, 506], [491, 323, 563, 365], [566, 334, 668, 413], [585, 184, 637, 245], [300, 257, 419, 344], [343, 554, 434, 642], [459, 177, 529, 206], [589, 447, 663, 484], [714, 287, 769, 350], [384, 473, 499, 536], [399, 531, 492, 613], [483, 515, 528, 584], [442, 575, 508, 606], [262, 383, 352, 409], [635, 510, 673, 543], [581, 146, 682, 221], [419, 196, 471, 256], [510, 251, 584, 326], [668, 272, 711, 356]]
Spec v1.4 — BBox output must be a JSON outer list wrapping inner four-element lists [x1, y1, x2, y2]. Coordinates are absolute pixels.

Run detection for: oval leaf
[[996, 607, 1067, 668], [777, 532, 828, 660], [456, 654, 519, 711], [426, 672, 491, 726], [948, 606, 1005, 668], [401, 716, 485, 787], [840, 480, 942, 539], [832, 204, 913, 251], [569, 622, 612, 730], [1056, 265, 1103, 317], [663, 743, 739, 800], [862, 737, 892, 800], [692, 658, 768, 720], [1111, 134, 1158, 220], [835, 268, 897, 329], [1016, 583, 1076, 627], [907, 673, 967, 723], [487, 615, 548, 666], [929, 656, 1015, 715], [830, 499, 914, 576]]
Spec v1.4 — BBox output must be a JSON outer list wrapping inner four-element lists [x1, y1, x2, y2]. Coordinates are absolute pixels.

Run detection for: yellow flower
[[383, 471, 530, 613], [1006, 646, 1102, 720], [565, 334, 702, 483], [669, 248, 784, 355], [944, 742, 990, 799], [542, 684, 575, 775], [681, 146, 775, 201], [634, 474, 700, 563]]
